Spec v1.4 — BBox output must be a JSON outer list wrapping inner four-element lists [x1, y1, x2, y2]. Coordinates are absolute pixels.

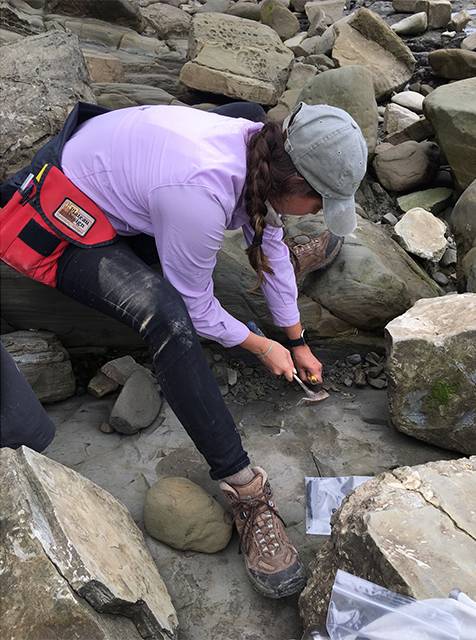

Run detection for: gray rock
[[305, 0, 345, 24], [88, 372, 119, 398], [387, 294, 476, 453], [394, 207, 447, 261], [463, 248, 476, 292], [427, 0, 451, 29], [283, 31, 308, 52], [432, 271, 448, 285], [391, 12, 428, 36], [0, 446, 177, 639], [0, 330, 75, 403], [372, 141, 440, 193], [384, 103, 420, 136], [0, 31, 95, 180], [461, 32, 476, 51], [82, 49, 124, 83], [392, 0, 427, 12], [397, 187, 453, 214], [424, 79, 476, 191], [0, 0, 45, 36], [298, 65, 378, 155], [301, 215, 442, 330], [179, 14, 294, 105], [382, 212, 399, 225], [428, 49, 476, 80], [225, 1, 262, 21], [45, 0, 143, 28], [299, 456, 476, 628], [140, 2, 191, 38], [260, 0, 300, 40], [384, 116, 433, 145], [449, 9, 471, 32], [440, 246, 457, 267], [144, 477, 233, 552], [110, 369, 162, 434], [293, 28, 336, 56], [391, 90, 424, 113], [93, 82, 183, 109], [332, 8, 416, 100], [197, 0, 232, 12], [101, 355, 146, 386], [286, 62, 317, 90], [451, 180, 476, 257]]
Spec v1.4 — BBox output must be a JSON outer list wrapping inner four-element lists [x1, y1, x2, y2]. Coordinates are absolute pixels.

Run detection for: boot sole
[[245, 562, 307, 599]]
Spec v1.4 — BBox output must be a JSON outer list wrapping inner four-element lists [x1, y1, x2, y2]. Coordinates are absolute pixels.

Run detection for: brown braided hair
[[245, 121, 315, 288]]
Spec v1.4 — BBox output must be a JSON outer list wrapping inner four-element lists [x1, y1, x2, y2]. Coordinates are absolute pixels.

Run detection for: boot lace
[[232, 489, 286, 558]]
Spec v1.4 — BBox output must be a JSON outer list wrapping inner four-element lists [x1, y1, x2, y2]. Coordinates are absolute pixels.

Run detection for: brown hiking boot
[[220, 468, 306, 598], [285, 230, 343, 280]]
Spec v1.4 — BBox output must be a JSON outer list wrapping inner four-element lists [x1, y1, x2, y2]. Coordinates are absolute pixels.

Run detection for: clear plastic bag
[[305, 476, 372, 535], [326, 570, 463, 640]]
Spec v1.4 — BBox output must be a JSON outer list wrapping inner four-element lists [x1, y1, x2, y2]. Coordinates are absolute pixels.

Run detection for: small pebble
[[440, 247, 457, 267], [213, 353, 223, 362], [367, 365, 384, 378], [99, 422, 115, 434], [354, 368, 367, 387], [343, 377, 353, 387], [433, 271, 449, 286], [368, 377, 387, 390], [346, 353, 362, 365], [382, 212, 399, 226]]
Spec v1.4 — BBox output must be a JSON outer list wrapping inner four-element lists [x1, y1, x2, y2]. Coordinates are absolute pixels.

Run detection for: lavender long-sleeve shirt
[[62, 105, 300, 347]]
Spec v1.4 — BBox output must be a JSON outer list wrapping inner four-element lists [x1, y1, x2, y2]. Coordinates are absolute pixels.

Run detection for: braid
[[245, 122, 280, 288]]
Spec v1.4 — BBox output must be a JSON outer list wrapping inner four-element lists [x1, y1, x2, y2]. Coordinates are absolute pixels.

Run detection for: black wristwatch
[[285, 329, 307, 348]]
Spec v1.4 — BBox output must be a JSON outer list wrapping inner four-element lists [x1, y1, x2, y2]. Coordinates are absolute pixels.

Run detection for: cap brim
[[322, 196, 358, 236]]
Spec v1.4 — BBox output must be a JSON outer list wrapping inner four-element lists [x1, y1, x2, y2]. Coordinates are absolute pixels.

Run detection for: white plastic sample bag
[[326, 570, 476, 640], [305, 476, 372, 535]]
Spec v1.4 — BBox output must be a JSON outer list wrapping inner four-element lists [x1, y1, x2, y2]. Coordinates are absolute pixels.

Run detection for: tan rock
[[461, 32, 476, 51], [391, 12, 427, 36], [260, 0, 300, 40], [179, 14, 294, 105], [372, 140, 439, 192], [144, 477, 233, 553], [286, 62, 317, 90], [427, 0, 451, 29], [391, 90, 424, 113], [305, 0, 345, 24], [83, 49, 124, 83], [332, 9, 416, 99], [87, 372, 119, 398], [450, 9, 472, 32]]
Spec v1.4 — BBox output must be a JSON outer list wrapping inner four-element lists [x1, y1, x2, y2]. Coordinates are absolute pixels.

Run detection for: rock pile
[[88, 355, 163, 434], [2, 0, 476, 346]]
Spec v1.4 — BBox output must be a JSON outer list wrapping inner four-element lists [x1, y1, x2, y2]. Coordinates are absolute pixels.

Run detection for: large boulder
[[298, 65, 378, 155], [299, 456, 476, 629], [300, 215, 442, 330], [386, 294, 476, 454], [0, 446, 178, 639], [428, 49, 476, 80], [0, 31, 95, 180], [260, 0, 300, 41], [139, 2, 191, 39], [372, 141, 440, 192], [331, 9, 416, 100], [394, 207, 447, 261], [0, 330, 75, 402], [451, 180, 476, 289], [179, 14, 294, 105], [423, 78, 476, 190]]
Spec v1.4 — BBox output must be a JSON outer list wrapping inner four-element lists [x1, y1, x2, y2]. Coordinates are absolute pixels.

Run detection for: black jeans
[[55, 103, 266, 479], [56, 240, 250, 480], [0, 343, 56, 452]]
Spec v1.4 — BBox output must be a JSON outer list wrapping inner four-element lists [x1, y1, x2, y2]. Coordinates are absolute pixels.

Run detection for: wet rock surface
[[299, 456, 476, 629], [386, 294, 476, 454]]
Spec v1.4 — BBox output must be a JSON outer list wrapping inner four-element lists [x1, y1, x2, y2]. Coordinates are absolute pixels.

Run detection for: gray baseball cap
[[282, 102, 367, 236]]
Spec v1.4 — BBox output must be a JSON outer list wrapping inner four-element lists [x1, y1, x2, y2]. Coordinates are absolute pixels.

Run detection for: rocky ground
[[1, 0, 476, 638], [43, 345, 456, 640]]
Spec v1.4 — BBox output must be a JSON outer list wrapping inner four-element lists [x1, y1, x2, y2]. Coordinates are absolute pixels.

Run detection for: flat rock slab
[[0, 330, 75, 402], [179, 13, 293, 105], [386, 294, 476, 454], [299, 456, 476, 628], [332, 8, 415, 100], [0, 446, 177, 639], [394, 207, 447, 261]]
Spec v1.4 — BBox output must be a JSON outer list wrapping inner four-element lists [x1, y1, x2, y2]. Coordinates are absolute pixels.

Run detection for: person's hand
[[291, 345, 323, 384], [256, 340, 295, 382]]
